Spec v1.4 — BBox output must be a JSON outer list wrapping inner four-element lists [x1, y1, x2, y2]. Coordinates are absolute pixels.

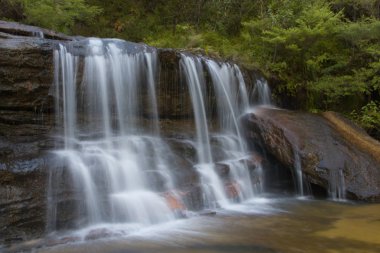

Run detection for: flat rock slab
[[241, 107, 380, 201]]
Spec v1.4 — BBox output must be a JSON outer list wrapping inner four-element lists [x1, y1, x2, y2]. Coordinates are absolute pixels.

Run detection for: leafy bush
[[350, 101, 380, 138]]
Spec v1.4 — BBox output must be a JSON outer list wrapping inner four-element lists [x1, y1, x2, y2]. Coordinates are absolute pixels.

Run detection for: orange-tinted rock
[[225, 181, 241, 199], [163, 192, 185, 210]]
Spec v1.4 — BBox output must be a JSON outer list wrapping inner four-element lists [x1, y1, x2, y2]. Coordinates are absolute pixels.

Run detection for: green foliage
[[21, 0, 101, 34], [350, 101, 380, 138]]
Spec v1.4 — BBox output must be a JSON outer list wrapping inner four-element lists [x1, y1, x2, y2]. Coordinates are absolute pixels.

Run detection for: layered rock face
[[241, 107, 380, 201], [0, 32, 56, 244], [0, 21, 255, 245]]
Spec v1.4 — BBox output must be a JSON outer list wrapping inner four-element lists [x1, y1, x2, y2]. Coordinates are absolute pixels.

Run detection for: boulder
[[241, 107, 380, 201]]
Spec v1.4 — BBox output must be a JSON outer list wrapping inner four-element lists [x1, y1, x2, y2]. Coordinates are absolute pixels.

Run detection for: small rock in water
[[45, 236, 80, 247], [199, 210, 217, 216], [85, 228, 115, 241]]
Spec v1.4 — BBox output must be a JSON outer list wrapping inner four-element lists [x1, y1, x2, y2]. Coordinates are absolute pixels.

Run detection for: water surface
[[30, 198, 380, 253]]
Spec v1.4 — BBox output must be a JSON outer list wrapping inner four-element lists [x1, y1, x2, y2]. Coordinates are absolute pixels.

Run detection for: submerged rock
[[241, 107, 380, 201]]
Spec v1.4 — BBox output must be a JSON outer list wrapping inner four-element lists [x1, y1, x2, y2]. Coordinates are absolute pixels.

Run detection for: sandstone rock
[[163, 191, 186, 210], [241, 107, 380, 201], [225, 181, 241, 200]]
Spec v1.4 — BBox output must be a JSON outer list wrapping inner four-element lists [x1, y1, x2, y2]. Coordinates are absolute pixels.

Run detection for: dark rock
[[215, 162, 230, 179], [0, 20, 72, 41], [241, 107, 380, 201], [181, 185, 205, 211], [198, 210, 217, 216], [84, 228, 117, 241], [0, 21, 65, 246], [144, 170, 168, 192], [45, 236, 80, 247]]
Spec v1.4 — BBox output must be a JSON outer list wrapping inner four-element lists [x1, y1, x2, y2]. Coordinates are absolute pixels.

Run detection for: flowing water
[[47, 39, 267, 237], [49, 39, 177, 231], [10, 199, 380, 253]]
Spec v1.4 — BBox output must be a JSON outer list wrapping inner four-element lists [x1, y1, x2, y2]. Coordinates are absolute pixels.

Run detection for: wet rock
[[241, 107, 380, 201], [162, 191, 186, 211], [181, 185, 205, 211], [0, 162, 48, 245], [198, 210, 217, 216], [144, 170, 168, 192], [0, 20, 72, 40], [45, 236, 80, 247], [0, 21, 64, 246], [84, 228, 116, 241], [225, 181, 241, 200], [238, 153, 263, 170], [215, 163, 230, 179]]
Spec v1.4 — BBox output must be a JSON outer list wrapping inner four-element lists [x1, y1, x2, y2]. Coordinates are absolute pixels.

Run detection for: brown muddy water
[[7, 197, 380, 253]]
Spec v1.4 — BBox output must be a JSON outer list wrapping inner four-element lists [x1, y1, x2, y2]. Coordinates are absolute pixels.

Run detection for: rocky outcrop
[[0, 22, 59, 245], [241, 107, 380, 201], [0, 20, 72, 40]]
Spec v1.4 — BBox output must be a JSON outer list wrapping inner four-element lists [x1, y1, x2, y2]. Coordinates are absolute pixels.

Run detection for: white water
[[252, 78, 271, 105], [33, 31, 44, 38], [48, 39, 271, 237], [293, 148, 305, 196], [180, 55, 229, 208], [205, 60, 255, 200], [180, 55, 264, 208], [329, 168, 346, 201], [49, 39, 176, 231]]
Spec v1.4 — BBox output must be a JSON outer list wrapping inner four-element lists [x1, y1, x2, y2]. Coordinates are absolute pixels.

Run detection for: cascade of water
[[180, 55, 229, 208], [49, 38, 270, 236], [205, 60, 255, 200], [49, 39, 176, 231], [33, 31, 44, 38], [291, 145, 312, 197], [234, 65, 250, 112], [252, 78, 271, 105], [293, 148, 305, 196], [329, 168, 346, 201]]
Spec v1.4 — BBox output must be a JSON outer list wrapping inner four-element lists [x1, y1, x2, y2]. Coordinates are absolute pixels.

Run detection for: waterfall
[[293, 147, 305, 196], [179, 55, 261, 208], [33, 31, 44, 38], [251, 78, 271, 105], [48, 38, 268, 235], [180, 55, 229, 208], [329, 168, 346, 201], [205, 60, 254, 200], [49, 39, 177, 231]]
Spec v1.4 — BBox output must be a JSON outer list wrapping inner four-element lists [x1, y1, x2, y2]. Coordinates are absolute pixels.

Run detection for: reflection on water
[[11, 198, 380, 253]]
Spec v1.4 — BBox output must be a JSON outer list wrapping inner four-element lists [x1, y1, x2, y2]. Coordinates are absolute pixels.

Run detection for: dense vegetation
[[1, 0, 379, 139]]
